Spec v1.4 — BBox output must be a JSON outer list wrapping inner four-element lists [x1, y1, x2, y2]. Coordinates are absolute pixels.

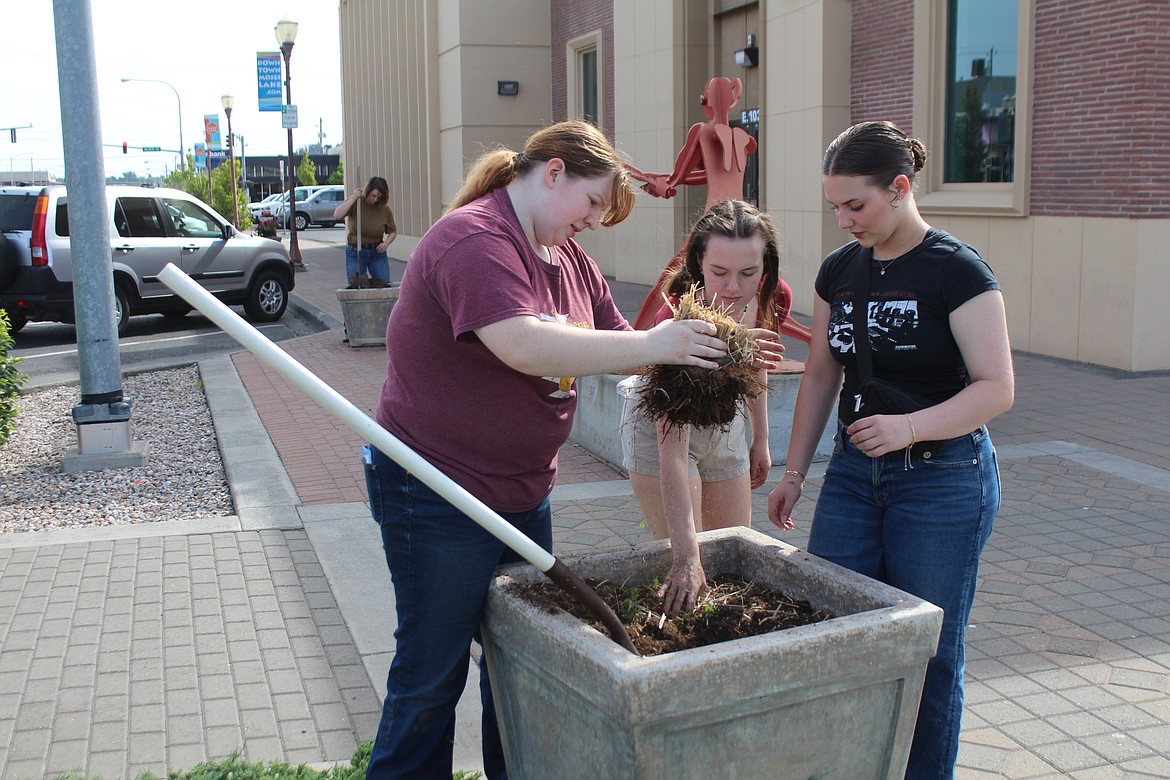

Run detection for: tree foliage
[[162, 156, 252, 229], [297, 150, 317, 186], [0, 308, 29, 449], [328, 160, 345, 185]]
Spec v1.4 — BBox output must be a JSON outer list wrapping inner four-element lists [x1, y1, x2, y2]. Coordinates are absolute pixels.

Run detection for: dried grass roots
[[637, 285, 766, 429]]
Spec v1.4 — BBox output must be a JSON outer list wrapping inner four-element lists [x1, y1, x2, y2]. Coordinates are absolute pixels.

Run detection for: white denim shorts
[[618, 375, 749, 481]]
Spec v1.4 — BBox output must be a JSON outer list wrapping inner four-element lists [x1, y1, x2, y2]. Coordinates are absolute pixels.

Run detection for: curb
[[289, 291, 343, 333], [198, 354, 303, 530]]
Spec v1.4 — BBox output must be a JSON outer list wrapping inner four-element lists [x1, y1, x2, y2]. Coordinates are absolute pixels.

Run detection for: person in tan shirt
[[334, 175, 397, 285]]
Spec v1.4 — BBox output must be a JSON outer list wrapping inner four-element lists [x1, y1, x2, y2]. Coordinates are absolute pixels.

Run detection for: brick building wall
[[1030, 0, 1170, 218], [849, 0, 915, 131], [849, 0, 1169, 219], [550, 0, 615, 139]]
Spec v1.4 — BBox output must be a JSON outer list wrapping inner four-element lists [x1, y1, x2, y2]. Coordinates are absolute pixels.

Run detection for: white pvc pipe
[[158, 263, 557, 572]]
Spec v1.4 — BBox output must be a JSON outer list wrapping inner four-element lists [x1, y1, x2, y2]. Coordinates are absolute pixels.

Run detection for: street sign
[[204, 115, 222, 151], [142, 146, 162, 152], [281, 104, 298, 129], [257, 52, 283, 113]]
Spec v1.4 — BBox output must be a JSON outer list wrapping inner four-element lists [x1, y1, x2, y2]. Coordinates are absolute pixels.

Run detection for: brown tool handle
[[545, 559, 637, 654]]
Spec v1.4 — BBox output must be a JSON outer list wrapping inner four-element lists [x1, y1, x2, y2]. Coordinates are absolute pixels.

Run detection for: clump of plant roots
[[636, 285, 767, 429]]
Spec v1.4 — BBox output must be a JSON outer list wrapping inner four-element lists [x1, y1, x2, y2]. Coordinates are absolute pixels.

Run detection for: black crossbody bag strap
[[851, 248, 874, 412], [851, 231, 948, 403]]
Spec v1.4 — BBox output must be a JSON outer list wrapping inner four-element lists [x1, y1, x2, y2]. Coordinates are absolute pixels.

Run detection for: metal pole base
[[61, 421, 151, 473]]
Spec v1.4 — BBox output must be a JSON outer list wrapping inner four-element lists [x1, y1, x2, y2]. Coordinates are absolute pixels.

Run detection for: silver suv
[[0, 184, 295, 335], [262, 185, 327, 226], [278, 185, 345, 230]]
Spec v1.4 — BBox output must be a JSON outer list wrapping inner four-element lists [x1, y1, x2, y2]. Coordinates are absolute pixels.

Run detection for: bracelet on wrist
[[906, 413, 917, 447], [784, 469, 806, 488]]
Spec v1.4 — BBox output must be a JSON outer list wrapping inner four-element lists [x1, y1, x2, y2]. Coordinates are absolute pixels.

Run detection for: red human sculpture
[[626, 76, 757, 211], [626, 76, 811, 347]]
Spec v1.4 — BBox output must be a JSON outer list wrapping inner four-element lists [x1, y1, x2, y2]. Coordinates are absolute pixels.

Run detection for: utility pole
[[52, 0, 148, 472]]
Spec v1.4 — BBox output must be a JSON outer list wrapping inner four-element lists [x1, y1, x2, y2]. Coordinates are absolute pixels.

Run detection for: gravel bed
[[0, 365, 234, 534]]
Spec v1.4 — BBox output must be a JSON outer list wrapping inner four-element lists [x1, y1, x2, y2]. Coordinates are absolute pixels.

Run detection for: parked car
[[246, 191, 283, 219], [260, 185, 327, 223], [0, 184, 296, 336], [277, 185, 345, 230]]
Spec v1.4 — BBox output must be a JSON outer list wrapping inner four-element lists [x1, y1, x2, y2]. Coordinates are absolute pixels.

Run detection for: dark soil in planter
[[511, 575, 835, 656]]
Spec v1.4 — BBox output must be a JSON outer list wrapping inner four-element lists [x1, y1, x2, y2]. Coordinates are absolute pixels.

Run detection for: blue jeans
[[363, 446, 553, 780], [808, 424, 999, 780], [346, 244, 390, 282]]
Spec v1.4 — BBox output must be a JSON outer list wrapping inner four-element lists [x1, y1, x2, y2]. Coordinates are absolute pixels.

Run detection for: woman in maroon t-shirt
[[364, 121, 780, 780]]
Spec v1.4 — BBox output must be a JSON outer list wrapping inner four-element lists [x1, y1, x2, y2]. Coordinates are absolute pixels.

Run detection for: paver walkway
[[0, 237, 1168, 779]]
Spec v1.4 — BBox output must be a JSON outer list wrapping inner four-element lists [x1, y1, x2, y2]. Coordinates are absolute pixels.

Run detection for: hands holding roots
[[638, 286, 770, 430]]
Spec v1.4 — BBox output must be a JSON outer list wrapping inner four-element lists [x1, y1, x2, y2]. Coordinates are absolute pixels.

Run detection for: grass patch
[[48, 742, 484, 780]]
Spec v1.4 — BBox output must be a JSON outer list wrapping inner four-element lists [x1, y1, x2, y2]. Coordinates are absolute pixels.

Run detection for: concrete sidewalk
[[1, 236, 1169, 778]]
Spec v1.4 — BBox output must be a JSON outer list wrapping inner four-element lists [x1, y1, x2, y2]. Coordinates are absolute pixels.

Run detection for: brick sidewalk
[[0, 526, 381, 779]]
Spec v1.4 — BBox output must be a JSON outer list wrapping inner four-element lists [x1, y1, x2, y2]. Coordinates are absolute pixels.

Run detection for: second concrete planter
[[336, 285, 399, 347], [481, 527, 942, 780]]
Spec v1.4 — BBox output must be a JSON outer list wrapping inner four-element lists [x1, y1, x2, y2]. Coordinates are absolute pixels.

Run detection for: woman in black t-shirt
[[767, 121, 1014, 779]]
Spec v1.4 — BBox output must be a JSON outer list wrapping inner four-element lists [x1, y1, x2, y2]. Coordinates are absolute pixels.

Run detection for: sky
[[2, 1, 343, 181]]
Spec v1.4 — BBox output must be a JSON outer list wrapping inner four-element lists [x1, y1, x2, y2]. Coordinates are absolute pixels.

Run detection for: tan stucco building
[[337, 0, 1170, 372]]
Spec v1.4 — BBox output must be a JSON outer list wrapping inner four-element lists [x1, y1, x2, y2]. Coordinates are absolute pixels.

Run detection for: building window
[[913, 0, 1033, 215], [567, 31, 604, 128], [944, 0, 1018, 183], [580, 48, 599, 126]]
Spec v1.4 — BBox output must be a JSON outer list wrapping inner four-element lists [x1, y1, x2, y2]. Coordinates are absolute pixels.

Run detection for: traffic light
[[122, 142, 128, 154], [9, 129, 14, 143]]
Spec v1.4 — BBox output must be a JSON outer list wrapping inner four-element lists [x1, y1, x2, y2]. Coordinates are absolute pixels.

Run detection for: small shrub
[[49, 742, 484, 780], [0, 308, 28, 448]]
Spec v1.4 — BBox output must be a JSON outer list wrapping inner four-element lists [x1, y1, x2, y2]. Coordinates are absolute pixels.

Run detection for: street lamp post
[[235, 133, 246, 198], [8, 152, 33, 185], [276, 17, 304, 270], [221, 94, 238, 228], [120, 77, 183, 170]]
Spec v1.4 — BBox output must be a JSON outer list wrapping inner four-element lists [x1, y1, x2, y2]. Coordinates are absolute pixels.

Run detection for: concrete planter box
[[481, 527, 942, 780], [569, 372, 837, 470], [336, 285, 399, 347]]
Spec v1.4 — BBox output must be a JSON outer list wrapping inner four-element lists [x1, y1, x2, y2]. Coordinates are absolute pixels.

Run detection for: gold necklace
[[875, 226, 929, 274]]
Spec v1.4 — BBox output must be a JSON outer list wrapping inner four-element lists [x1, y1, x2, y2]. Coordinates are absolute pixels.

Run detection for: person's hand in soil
[[658, 557, 708, 618], [655, 419, 709, 618]]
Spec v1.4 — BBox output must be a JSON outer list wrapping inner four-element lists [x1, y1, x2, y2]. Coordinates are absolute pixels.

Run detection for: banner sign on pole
[[203, 114, 222, 151], [257, 52, 283, 113], [194, 143, 207, 170]]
